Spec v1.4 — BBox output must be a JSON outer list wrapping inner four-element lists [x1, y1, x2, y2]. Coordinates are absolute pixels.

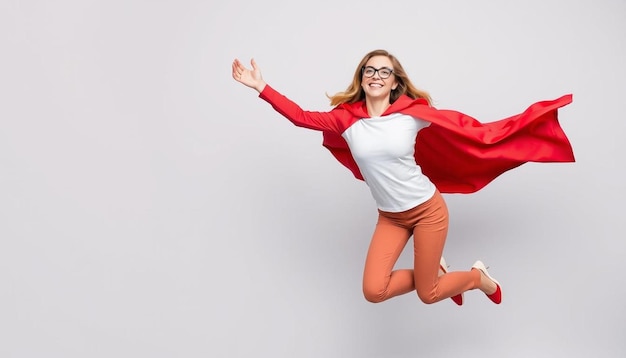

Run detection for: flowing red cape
[[322, 95, 575, 193]]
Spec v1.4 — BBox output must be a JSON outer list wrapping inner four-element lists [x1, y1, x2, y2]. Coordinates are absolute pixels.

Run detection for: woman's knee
[[416, 288, 438, 304], [362, 284, 386, 303]]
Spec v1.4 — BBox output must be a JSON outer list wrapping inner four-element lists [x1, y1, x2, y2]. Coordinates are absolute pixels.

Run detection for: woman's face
[[361, 55, 398, 102]]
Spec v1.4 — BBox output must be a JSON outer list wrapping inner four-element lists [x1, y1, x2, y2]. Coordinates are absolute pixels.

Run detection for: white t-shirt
[[342, 113, 436, 212]]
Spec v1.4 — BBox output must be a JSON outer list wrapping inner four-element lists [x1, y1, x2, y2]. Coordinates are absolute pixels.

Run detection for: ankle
[[470, 268, 482, 290], [475, 269, 497, 295]]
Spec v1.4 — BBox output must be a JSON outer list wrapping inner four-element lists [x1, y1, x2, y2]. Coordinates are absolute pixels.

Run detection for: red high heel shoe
[[471, 260, 502, 304], [439, 257, 464, 306]]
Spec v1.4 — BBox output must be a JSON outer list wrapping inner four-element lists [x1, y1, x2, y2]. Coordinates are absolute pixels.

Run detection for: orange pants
[[362, 190, 481, 304]]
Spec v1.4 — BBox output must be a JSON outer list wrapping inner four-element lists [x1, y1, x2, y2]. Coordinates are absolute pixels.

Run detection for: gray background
[[1, 0, 625, 357]]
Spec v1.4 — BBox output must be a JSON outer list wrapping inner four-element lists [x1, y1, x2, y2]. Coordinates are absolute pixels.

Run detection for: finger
[[231, 62, 239, 79], [232, 60, 245, 78], [233, 59, 240, 71], [232, 59, 241, 71], [251, 58, 258, 70]]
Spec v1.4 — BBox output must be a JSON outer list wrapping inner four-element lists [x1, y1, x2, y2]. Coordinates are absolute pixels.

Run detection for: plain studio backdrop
[[1, 0, 624, 357]]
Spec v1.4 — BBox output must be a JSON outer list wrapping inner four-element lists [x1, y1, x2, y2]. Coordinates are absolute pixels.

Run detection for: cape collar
[[338, 95, 430, 118]]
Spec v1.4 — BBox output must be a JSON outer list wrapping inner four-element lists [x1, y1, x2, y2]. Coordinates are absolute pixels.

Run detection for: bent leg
[[362, 215, 413, 303], [412, 192, 480, 304]]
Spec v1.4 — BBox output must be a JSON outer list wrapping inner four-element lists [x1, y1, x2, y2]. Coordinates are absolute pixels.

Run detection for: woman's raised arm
[[231, 58, 345, 133]]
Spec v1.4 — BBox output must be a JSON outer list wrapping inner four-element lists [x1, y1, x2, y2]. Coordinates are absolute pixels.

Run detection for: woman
[[231, 49, 574, 305]]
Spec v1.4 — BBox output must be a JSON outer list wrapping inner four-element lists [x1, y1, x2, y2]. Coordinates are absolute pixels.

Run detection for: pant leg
[[412, 191, 481, 304], [362, 215, 413, 303]]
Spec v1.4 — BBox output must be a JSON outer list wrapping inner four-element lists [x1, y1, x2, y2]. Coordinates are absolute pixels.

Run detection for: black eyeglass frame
[[361, 66, 394, 79]]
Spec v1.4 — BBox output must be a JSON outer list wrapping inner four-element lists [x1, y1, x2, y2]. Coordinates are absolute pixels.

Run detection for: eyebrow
[[364, 66, 393, 70]]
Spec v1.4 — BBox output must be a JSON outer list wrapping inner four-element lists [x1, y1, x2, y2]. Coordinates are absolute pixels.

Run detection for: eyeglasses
[[362, 66, 394, 79]]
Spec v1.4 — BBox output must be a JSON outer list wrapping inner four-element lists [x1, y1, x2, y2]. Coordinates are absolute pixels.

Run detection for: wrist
[[255, 82, 267, 93]]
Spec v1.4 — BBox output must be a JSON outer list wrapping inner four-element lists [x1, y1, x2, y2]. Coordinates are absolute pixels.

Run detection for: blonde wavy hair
[[327, 49, 432, 107]]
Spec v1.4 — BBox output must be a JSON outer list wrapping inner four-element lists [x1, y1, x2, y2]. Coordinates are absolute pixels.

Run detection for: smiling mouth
[[368, 83, 383, 88]]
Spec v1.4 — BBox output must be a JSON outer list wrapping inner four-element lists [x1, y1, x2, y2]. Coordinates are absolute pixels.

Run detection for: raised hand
[[232, 58, 266, 93]]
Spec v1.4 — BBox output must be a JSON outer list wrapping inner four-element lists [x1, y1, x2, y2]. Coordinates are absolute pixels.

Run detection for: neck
[[366, 98, 391, 117]]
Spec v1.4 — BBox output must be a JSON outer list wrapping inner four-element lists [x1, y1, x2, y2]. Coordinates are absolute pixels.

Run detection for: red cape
[[322, 94, 575, 193]]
